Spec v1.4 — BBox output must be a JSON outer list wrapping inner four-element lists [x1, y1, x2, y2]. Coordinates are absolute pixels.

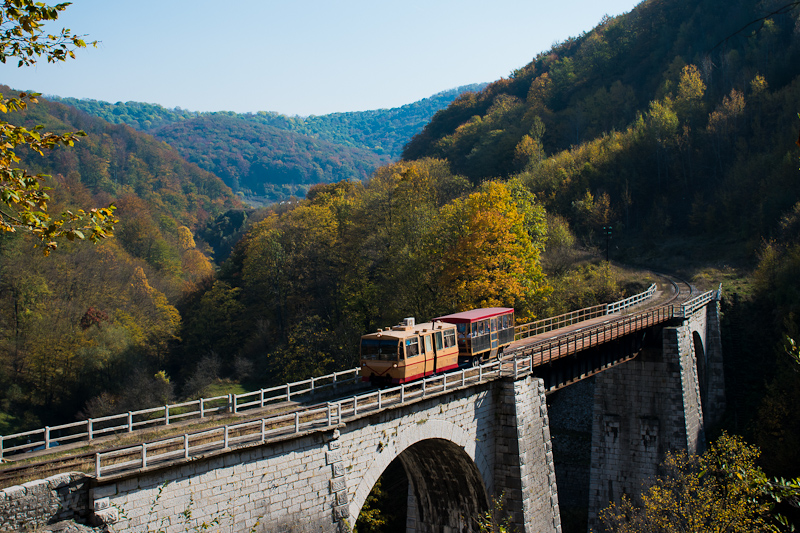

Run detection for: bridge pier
[[587, 302, 724, 530], [493, 376, 562, 533]]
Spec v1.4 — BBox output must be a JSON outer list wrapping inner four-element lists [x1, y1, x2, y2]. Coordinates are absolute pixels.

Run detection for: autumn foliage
[[599, 434, 774, 533]]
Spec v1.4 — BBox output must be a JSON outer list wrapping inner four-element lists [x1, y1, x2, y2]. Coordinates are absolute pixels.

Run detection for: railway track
[[0, 270, 706, 487]]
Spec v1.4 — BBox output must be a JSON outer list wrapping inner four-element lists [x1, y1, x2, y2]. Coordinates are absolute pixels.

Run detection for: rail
[[0, 368, 362, 460]]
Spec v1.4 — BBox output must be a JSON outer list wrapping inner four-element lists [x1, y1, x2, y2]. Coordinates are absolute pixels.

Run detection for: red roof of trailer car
[[435, 307, 514, 322]]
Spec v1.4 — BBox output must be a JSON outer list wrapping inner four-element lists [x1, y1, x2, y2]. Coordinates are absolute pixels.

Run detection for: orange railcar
[[360, 318, 459, 385]]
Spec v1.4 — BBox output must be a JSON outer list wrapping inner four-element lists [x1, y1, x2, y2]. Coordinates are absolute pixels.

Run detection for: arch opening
[[355, 438, 489, 533]]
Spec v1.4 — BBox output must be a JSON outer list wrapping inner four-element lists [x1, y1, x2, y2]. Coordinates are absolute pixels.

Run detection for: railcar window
[[361, 339, 400, 361], [424, 335, 433, 353], [405, 337, 420, 357], [491, 318, 498, 332], [435, 332, 443, 351], [456, 323, 467, 343], [443, 329, 456, 348]]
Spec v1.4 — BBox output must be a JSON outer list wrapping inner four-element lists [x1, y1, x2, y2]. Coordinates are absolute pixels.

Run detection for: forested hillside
[[398, 0, 800, 492], [171, 0, 800, 508], [0, 87, 241, 429], [3, 0, 800, 528], [404, 0, 800, 244], [53, 84, 487, 201]]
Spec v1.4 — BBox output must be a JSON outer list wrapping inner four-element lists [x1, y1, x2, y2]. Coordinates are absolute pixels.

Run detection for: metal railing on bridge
[[95, 361, 515, 478], [515, 283, 656, 341], [675, 284, 721, 317]]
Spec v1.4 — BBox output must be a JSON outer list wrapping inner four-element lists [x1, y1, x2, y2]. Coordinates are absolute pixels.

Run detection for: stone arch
[[349, 420, 490, 529]]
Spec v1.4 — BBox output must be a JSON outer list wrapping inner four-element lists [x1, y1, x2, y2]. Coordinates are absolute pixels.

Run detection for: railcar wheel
[[471, 356, 481, 368]]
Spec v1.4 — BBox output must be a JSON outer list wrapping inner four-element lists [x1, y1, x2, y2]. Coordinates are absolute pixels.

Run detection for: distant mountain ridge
[[51, 84, 487, 201]]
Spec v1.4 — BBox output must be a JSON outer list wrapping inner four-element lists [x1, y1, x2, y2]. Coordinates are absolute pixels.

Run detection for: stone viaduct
[[0, 290, 724, 533]]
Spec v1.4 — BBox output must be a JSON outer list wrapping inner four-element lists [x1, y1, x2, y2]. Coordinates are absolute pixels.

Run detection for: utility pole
[[603, 225, 612, 261]]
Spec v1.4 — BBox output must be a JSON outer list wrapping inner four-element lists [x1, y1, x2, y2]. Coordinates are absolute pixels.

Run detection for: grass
[[0, 412, 18, 436], [612, 233, 758, 295], [202, 379, 253, 398]]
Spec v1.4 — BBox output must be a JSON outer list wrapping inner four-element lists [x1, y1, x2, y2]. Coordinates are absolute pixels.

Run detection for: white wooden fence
[[0, 368, 362, 459], [95, 360, 517, 478]]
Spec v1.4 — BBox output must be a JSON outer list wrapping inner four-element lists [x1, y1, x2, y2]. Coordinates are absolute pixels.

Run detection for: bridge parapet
[[675, 287, 720, 318], [0, 369, 365, 461]]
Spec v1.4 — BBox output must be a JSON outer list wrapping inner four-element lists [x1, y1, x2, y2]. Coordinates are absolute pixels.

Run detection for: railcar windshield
[[361, 339, 401, 361]]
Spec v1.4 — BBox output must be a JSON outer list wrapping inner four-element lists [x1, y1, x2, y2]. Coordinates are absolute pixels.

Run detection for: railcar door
[[433, 331, 444, 372], [422, 334, 434, 376], [490, 317, 499, 350]]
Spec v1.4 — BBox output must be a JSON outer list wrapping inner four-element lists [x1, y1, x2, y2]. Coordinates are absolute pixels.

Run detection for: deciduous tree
[[599, 433, 775, 533], [0, 1, 116, 253], [433, 181, 550, 319]]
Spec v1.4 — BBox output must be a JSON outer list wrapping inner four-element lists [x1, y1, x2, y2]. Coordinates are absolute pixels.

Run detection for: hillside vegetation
[[0, 87, 240, 428], [404, 0, 800, 246], [2, 3, 800, 523], [53, 84, 486, 201]]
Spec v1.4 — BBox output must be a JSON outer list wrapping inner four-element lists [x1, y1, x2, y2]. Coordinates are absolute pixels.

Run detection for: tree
[[0, 1, 116, 254], [598, 433, 779, 533], [432, 181, 550, 319]]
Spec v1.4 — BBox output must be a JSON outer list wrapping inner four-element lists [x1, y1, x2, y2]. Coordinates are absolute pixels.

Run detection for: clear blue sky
[[0, 0, 642, 116]]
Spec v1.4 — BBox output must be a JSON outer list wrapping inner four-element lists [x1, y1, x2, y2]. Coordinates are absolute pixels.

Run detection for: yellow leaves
[[750, 74, 768, 97], [176, 225, 196, 251], [435, 181, 549, 315], [599, 433, 773, 533]]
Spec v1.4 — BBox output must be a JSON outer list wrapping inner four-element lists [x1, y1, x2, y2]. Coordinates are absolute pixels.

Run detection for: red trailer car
[[435, 307, 515, 367]]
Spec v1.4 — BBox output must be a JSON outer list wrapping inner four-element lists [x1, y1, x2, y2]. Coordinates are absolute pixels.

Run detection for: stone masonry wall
[[93, 430, 343, 533], [704, 302, 726, 429], [0, 473, 89, 531], [587, 307, 716, 530], [587, 333, 689, 530], [86, 377, 561, 533], [494, 376, 561, 533]]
